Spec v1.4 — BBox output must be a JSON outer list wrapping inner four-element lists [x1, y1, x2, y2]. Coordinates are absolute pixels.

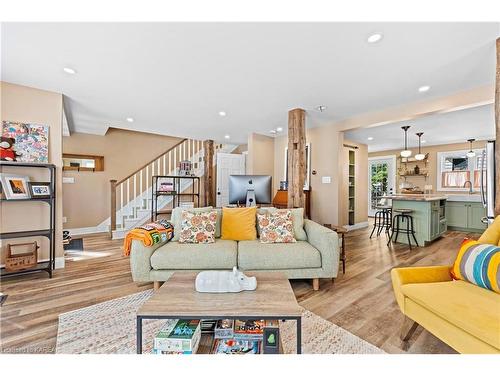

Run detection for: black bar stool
[[369, 205, 392, 238], [387, 209, 419, 250]]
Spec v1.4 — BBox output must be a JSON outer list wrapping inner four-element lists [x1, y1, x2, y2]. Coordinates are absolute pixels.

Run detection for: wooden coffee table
[[136, 272, 302, 354]]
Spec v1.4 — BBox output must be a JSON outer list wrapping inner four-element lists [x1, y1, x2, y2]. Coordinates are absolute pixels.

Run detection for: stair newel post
[[203, 140, 215, 207], [110, 179, 117, 235]]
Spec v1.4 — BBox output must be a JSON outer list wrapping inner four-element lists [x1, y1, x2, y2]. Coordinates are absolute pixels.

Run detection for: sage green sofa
[[129, 207, 340, 290]]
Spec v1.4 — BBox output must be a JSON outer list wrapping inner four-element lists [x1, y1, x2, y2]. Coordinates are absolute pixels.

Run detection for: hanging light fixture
[[400, 126, 412, 157], [415, 132, 426, 160], [466, 139, 476, 158]]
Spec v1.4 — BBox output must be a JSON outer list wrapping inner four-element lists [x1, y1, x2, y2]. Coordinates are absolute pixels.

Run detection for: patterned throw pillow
[[452, 239, 500, 293], [257, 210, 296, 244], [179, 210, 217, 244]]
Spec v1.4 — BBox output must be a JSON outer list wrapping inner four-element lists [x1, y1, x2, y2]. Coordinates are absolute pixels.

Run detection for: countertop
[[385, 194, 448, 202]]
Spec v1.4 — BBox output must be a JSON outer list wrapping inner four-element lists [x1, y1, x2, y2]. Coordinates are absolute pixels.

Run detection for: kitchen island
[[386, 194, 448, 247]]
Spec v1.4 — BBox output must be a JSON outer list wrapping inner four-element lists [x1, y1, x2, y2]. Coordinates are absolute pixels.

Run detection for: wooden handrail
[[116, 138, 188, 185]]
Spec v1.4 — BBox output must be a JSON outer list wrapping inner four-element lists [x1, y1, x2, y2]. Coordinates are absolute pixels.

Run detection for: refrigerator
[[480, 140, 496, 225]]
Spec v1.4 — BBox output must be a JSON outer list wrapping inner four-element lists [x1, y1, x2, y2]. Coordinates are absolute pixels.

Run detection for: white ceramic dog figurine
[[195, 267, 257, 293]]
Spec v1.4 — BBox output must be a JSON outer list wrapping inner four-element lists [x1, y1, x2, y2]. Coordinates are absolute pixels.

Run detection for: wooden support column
[[287, 108, 306, 208], [203, 140, 215, 207], [495, 38, 500, 216], [109, 179, 117, 235]]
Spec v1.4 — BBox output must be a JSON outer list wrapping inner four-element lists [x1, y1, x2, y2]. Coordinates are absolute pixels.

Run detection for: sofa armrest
[[391, 266, 452, 312], [129, 239, 165, 282], [304, 219, 340, 278]]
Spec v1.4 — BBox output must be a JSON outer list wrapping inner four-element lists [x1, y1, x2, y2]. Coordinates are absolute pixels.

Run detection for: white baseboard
[[344, 221, 369, 231], [66, 226, 108, 236]]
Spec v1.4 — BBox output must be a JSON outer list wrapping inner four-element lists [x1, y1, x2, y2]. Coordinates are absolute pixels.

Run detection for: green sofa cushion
[[237, 240, 321, 270], [150, 239, 237, 270]]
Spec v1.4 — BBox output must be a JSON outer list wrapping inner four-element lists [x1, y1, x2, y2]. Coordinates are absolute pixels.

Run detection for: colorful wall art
[[2, 121, 49, 163]]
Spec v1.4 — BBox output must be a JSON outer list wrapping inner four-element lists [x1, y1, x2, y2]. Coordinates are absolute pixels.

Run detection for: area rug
[[56, 290, 384, 354]]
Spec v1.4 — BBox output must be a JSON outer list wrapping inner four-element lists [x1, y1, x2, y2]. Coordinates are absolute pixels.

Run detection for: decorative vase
[[414, 165, 420, 175]]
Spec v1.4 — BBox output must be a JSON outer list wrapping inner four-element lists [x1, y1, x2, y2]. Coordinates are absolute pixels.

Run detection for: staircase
[[105, 138, 237, 239]]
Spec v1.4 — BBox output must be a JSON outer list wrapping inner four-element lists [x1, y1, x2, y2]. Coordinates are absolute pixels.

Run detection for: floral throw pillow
[[257, 210, 296, 244], [179, 210, 217, 244]]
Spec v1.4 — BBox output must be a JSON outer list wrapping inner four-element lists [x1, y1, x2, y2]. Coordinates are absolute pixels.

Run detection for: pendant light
[[400, 126, 412, 157], [415, 132, 426, 160], [466, 139, 476, 158]]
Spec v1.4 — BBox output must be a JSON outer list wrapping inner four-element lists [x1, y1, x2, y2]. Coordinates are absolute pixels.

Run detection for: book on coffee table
[[211, 338, 261, 354], [153, 319, 201, 354]]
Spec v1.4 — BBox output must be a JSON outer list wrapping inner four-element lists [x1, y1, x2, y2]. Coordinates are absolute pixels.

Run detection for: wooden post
[[287, 108, 306, 208], [495, 38, 500, 216], [203, 140, 214, 207], [110, 179, 117, 235]]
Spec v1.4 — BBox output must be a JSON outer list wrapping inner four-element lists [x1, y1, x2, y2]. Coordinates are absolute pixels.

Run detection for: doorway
[[216, 153, 246, 207], [368, 156, 396, 217]]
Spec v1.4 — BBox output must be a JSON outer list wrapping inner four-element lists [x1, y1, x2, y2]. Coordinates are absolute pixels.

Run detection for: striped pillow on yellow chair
[[452, 239, 500, 293]]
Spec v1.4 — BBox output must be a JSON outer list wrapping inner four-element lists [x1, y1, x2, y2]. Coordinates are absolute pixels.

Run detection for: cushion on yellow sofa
[[221, 207, 257, 241], [400, 280, 500, 349], [478, 216, 500, 245]]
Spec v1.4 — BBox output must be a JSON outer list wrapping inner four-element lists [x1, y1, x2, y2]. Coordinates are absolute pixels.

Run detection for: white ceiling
[[344, 104, 495, 152], [1, 22, 499, 143]]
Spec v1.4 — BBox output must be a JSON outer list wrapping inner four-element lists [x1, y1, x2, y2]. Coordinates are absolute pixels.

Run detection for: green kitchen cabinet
[[446, 201, 487, 233]]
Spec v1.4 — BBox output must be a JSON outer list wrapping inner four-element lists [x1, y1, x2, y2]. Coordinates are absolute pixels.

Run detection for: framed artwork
[[2, 121, 49, 163], [28, 182, 52, 199], [0, 174, 31, 199], [283, 143, 311, 190]]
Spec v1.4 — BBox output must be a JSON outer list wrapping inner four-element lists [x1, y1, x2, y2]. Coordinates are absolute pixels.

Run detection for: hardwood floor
[[0, 225, 479, 354]]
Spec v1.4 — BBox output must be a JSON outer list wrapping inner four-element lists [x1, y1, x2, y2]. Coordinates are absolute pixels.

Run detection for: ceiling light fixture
[[126, 117, 134, 123], [367, 33, 383, 43], [315, 105, 327, 112], [218, 111, 226, 117], [400, 126, 412, 158], [224, 134, 230, 140], [367, 137, 374, 141], [269, 130, 277, 134], [276, 127, 283, 132], [63, 67, 76, 75], [466, 139, 476, 158], [415, 132, 426, 160], [418, 85, 431, 93], [421, 140, 427, 144]]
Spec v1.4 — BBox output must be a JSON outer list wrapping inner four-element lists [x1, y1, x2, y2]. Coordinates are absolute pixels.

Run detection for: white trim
[[66, 226, 108, 236], [368, 155, 396, 216], [436, 149, 483, 192], [343, 221, 369, 231]]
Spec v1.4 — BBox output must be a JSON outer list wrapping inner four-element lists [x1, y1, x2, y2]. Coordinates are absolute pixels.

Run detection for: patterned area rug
[[56, 290, 384, 354]]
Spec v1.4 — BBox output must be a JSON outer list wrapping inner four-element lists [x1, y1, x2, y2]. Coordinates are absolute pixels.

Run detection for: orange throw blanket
[[123, 219, 174, 256]]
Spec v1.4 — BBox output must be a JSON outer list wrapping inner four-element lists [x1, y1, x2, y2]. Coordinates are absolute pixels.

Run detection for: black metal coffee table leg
[[296, 316, 302, 354], [137, 316, 143, 354]]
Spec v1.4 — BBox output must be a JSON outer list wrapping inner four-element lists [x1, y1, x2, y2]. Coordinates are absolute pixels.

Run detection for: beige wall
[[62, 128, 183, 229], [369, 140, 488, 194], [0, 82, 64, 266], [247, 133, 274, 176], [338, 140, 368, 226], [273, 125, 342, 226]]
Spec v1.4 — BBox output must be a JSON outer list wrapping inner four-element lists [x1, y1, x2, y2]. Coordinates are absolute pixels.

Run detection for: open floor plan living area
[[1, 6, 500, 369]]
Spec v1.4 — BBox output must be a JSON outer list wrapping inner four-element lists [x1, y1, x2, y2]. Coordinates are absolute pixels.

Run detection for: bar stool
[[369, 206, 392, 238], [387, 209, 419, 250]]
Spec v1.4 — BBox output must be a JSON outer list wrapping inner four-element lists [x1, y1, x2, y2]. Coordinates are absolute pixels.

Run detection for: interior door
[[216, 153, 246, 207], [368, 156, 396, 217]]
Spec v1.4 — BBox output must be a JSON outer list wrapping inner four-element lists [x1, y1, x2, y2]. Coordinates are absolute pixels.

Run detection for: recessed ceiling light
[[269, 130, 277, 134], [276, 127, 283, 132], [63, 67, 76, 75], [367, 137, 374, 141], [367, 33, 383, 43], [224, 134, 230, 140], [218, 111, 226, 117], [126, 117, 134, 123], [315, 105, 327, 112], [418, 85, 431, 93]]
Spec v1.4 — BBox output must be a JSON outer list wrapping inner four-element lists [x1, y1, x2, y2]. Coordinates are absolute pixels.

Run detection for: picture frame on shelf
[[28, 182, 51, 199], [0, 173, 31, 199]]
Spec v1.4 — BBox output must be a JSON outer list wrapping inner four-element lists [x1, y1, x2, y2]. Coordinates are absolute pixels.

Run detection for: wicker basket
[[5, 242, 39, 271]]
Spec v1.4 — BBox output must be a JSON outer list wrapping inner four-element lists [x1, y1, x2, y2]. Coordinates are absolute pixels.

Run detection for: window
[[62, 154, 104, 172], [437, 149, 485, 191]]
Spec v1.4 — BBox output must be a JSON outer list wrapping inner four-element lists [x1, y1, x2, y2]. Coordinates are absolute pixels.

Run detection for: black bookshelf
[[151, 175, 200, 221], [0, 162, 56, 279]]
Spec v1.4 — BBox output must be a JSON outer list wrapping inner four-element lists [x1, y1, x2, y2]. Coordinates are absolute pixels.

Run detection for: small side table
[[324, 224, 347, 274]]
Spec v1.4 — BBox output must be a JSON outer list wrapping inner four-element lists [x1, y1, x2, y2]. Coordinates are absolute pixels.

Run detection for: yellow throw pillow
[[221, 207, 257, 241], [478, 216, 500, 245]]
